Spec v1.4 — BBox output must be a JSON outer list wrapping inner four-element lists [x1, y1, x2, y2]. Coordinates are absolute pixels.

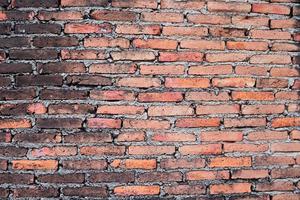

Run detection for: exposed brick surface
[[0, 0, 299, 199]]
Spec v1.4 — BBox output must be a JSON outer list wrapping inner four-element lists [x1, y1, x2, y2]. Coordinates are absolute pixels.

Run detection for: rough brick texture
[[0, 0, 299, 199]]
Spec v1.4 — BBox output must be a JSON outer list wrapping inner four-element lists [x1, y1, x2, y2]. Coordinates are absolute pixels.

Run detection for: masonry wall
[[0, 0, 299, 199]]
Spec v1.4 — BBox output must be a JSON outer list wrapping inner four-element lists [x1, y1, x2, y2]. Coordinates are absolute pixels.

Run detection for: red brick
[[252, 3, 291, 15], [61, 49, 105, 60], [291, 130, 300, 140], [128, 145, 175, 155], [84, 37, 130, 48], [224, 143, 268, 152], [179, 144, 222, 155], [141, 12, 183, 23], [271, 43, 299, 52], [38, 11, 83, 20], [256, 181, 294, 191], [80, 146, 125, 156], [116, 131, 145, 142], [159, 52, 203, 62], [186, 92, 230, 101], [232, 16, 269, 27], [115, 24, 161, 35], [90, 90, 135, 101], [165, 78, 210, 88], [209, 157, 252, 167], [187, 170, 229, 180], [212, 78, 255, 88], [196, 104, 240, 115], [176, 118, 220, 128], [232, 91, 274, 101], [248, 131, 288, 141], [160, 158, 205, 169], [242, 104, 285, 115], [270, 67, 299, 77], [64, 23, 111, 34], [250, 30, 291, 40], [111, 51, 155, 61], [161, 0, 205, 9], [0, 119, 31, 129], [236, 66, 269, 76], [189, 65, 233, 75], [181, 40, 225, 50], [232, 169, 269, 179], [30, 147, 77, 157], [254, 156, 295, 166], [206, 53, 250, 62], [97, 105, 144, 115], [257, 78, 288, 88], [114, 185, 160, 196], [112, 0, 157, 8], [124, 159, 156, 170], [87, 118, 122, 129], [164, 185, 205, 195], [148, 105, 194, 116], [188, 14, 231, 25], [224, 118, 266, 127], [200, 131, 243, 142], [138, 92, 183, 102], [89, 63, 136, 74], [210, 183, 251, 194], [250, 55, 292, 64], [163, 26, 208, 36], [133, 39, 178, 50], [90, 10, 136, 21], [151, 132, 196, 142], [227, 41, 268, 51], [117, 77, 161, 88], [123, 119, 170, 129], [140, 65, 184, 75], [271, 143, 300, 152], [208, 2, 251, 12], [272, 117, 300, 128], [12, 160, 58, 170]]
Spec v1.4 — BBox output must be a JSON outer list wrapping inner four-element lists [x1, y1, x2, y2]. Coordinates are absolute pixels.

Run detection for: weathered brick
[[179, 144, 222, 155], [141, 12, 183, 23], [90, 10, 136, 21], [209, 157, 252, 167], [123, 119, 170, 130], [13, 187, 59, 198], [128, 145, 175, 155], [90, 172, 134, 183], [12, 160, 58, 170], [186, 170, 229, 180], [188, 14, 231, 25], [38, 11, 83, 20], [210, 183, 251, 194], [208, 2, 251, 13], [112, 0, 157, 8], [176, 118, 221, 128], [252, 3, 291, 15], [63, 187, 107, 197], [64, 23, 112, 34]]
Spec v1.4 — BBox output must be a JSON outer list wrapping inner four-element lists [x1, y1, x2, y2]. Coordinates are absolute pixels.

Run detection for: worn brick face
[[0, 0, 298, 199]]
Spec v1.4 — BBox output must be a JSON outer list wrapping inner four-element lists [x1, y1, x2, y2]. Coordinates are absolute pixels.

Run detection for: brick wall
[[0, 0, 299, 199]]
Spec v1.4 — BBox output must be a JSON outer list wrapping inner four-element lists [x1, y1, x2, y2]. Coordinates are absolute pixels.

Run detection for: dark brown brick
[[0, 37, 31, 48], [89, 172, 134, 183], [16, 75, 63, 86], [66, 75, 112, 86], [37, 62, 85, 74], [14, 0, 58, 7], [38, 173, 84, 183], [0, 11, 34, 20], [15, 24, 61, 34], [33, 36, 79, 47], [0, 63, 32, 73], [13, 132, 61, 143], [64, 132, 112, 143], [13, 187, 59, 198], [0, 24, 11, 34], [0, 89, 35, 100], [9, 49, 58, 60], [40, 89, 88, 100], [0, 77, 10, 87], [0, 188, 8, 198], [48, 104, 95, 114], [63, 187, 107, 197], [36, 118, 83, 129], [0, 173, 34, 184], [0, 146, 27, 157]]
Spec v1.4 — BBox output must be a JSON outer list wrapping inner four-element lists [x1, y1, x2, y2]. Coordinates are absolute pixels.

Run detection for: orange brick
[[209, 157, 252, 167], [232, 91, 274, 101], [196, 104, 240, 115], [123, 119, 170, 129], [271, 143, 300, 152], [186, 170, 229, 180], [140, 65, 184, 75], [188, 14, 231, 25], [181, 40, 225, 50], [227, 41, 268, 51], [138, 92, 183, 102], [125, 159, 156, 170], [179, 144, 222, 155], [252, 3, 291, 15], [176, 118, 220, 128], [210, 183, 251, 194], [200, 131, 243, 142], [165, 78, 210, 88], [141, 12, 183, 23], [0, 119, 31, 129], [12, 160, 58, 170], [87, 118, 122, 128], [248, 131, 288, 141], [133, 39, 177, 50], [97, 105, 144, 115], [224, 143, 268, 152], [152, 132, 196, 142], [30, 147, 77, 157], [188, 65, 233, 75], [272, 117, 300, 128], [242, 104, 285, 114], [208, 2, 251, 12], [148, 105, 194, 116], [128, 146, 175, 155], [114, 185, 160, 196]]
